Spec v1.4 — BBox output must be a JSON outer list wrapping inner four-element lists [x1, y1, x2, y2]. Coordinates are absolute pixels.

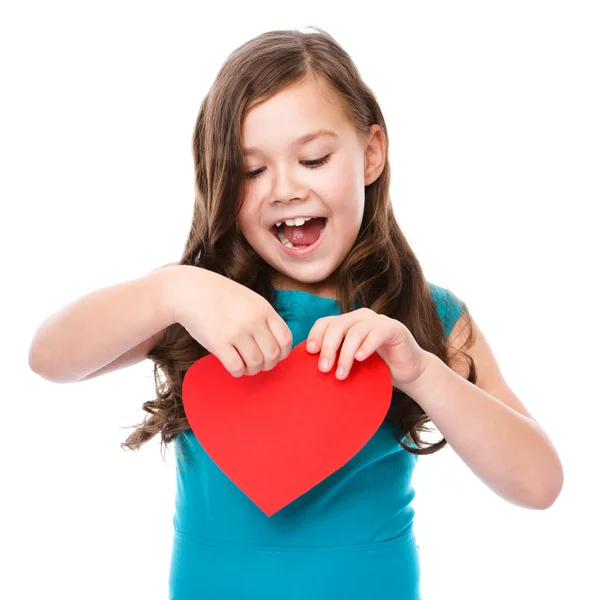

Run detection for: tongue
[[281, 218, 325, 246]]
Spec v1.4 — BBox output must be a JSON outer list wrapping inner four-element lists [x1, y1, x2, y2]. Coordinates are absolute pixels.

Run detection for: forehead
[[241, 79, 353, 154]]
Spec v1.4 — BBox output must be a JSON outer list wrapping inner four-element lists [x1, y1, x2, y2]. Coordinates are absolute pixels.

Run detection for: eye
[[244, 154, 332, 180]]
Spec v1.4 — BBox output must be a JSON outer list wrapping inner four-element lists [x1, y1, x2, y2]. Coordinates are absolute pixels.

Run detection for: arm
[[75, 328, 165, 382], [76, 262, 180, 381], [28, 263, 184, 384], [399, 312, 564, 510]]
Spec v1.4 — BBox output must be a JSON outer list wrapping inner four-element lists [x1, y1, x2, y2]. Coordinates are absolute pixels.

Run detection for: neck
[[272, 273, 338, 300]]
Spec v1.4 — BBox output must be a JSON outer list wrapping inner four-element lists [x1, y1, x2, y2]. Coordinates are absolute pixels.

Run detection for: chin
[[272, 262, 340, 286]]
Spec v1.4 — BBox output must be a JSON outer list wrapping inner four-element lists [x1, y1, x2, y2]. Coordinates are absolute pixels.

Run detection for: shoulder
[[151, 261, 180, 272], [429, 284, 537, 421], [427, 282, 467, 340], [427, 281, 473, 379]]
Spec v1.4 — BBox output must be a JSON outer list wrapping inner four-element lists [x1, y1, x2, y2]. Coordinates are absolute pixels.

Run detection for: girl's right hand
[[170, 266, 293, 377]]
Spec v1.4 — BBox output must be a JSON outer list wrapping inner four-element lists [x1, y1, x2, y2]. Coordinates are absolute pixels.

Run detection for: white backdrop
[[3, 1, 591, 598]]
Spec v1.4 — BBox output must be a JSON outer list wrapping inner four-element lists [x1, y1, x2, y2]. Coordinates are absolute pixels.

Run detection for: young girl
[[29, 27, 563, 600]]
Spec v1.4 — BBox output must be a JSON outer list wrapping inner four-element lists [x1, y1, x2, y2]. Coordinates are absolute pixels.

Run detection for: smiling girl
[[29, 27, 563, 599]]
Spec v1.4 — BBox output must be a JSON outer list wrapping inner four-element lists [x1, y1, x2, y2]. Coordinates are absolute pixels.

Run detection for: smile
[[269, 218, 327, 258]]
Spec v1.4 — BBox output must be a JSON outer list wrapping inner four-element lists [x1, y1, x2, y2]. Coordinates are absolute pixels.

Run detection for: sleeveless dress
[[168, 283, 466, 599]]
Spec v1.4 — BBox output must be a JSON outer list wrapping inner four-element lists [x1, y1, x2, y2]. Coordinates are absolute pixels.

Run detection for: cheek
[[236, 209, 265, 248], [325, 159, 360, 200], [325, 172, 362, 218], [236, 203, 255, 231]]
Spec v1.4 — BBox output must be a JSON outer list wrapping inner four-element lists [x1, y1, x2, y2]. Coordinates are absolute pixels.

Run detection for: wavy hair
[[120, 26, 476, 461]]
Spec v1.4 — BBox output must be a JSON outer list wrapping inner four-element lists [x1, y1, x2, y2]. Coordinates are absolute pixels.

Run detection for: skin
[[237, 79, 564, 511], [237, 77, 388, 299]]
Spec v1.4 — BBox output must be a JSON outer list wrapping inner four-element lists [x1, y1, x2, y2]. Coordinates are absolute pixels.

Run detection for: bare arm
[[75, 327, 165, 382], [76, 262, 179, 381], [28, 263, 182, 384]]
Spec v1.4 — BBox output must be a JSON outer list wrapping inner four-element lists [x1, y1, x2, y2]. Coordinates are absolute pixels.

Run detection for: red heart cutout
[[181, 340, 393, 516]]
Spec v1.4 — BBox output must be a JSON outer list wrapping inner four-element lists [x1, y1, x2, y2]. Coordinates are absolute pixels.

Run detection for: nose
[[269, 164, 308, 205]]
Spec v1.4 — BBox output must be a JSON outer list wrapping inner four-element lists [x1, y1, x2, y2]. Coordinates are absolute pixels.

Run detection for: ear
[[363, 124, 387, 186]]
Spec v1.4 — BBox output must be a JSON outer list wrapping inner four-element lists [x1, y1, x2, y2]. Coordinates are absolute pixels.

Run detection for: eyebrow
[[243, 128, 339, 157]]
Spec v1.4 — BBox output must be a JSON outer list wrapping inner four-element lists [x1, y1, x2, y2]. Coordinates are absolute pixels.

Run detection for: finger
[[251, 324, 282, 372], [317, 319, 350, 373], [313, 310, 373, 372], [306, 316, 331, 354], [214, 344, 249, 378], [267, 313, 293, 361], [335, 322, 374, 379], [307, 308, 372, 355], [353, 326, 388, 362], [234, 334, 265, 376]]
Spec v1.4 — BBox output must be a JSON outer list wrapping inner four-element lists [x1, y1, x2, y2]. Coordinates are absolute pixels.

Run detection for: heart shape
[[181, 340, 393, 516]]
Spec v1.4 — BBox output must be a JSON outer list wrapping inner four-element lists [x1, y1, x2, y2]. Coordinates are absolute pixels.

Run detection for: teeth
[[277, 228, 297, 248], [272, 216, 327, 250], [275, 216, 313, 227]]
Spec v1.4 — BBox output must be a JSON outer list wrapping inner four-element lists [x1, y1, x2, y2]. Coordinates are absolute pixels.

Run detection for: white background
[[2, 1, 591, 598]]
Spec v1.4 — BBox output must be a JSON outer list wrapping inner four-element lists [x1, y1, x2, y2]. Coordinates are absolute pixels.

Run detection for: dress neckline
[[272, 288, 338, 302]]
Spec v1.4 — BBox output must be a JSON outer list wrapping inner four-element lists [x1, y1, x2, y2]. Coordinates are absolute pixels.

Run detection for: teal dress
[[169, 283, 466, 599]]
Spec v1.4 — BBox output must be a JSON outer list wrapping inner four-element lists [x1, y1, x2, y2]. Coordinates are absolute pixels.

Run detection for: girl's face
[[237, 78, 385, 298]]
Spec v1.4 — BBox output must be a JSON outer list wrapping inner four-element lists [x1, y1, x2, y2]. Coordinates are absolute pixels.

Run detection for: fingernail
[[336, 367, 345, 378], [307, 340, 318, 351], [320, 358, 329, 370]]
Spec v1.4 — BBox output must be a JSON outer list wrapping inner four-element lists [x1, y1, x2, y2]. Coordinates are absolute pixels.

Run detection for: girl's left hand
[[306, 308, 430, 391]]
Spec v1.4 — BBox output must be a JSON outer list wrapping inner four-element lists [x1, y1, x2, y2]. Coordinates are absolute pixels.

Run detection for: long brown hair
[[120, 26, 476, 461]]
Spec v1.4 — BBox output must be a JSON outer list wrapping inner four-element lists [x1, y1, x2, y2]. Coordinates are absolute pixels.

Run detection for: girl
[[29, 27, 563, 600]]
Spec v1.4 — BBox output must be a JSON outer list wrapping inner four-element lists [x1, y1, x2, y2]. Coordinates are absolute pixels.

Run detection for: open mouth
[[269, 217, 327, 250]]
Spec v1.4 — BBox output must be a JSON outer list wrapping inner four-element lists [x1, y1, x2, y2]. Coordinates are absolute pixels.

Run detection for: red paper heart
[[181, 340, 393, 516]]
